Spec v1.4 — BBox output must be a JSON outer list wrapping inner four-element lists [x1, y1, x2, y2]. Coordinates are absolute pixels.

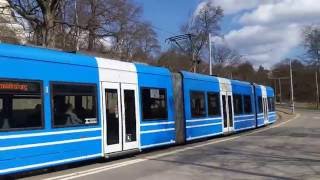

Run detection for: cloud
[[210, 0, 260, 15], [240, 0, 320, 25], [196, 0, 320, 67], [194, 0, 257, 16], [224, 24, 301, 67], [196, 0, 283, 15]]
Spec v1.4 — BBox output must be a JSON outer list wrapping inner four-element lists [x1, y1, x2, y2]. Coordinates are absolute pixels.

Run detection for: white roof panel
[[95, 57, 136, 72]]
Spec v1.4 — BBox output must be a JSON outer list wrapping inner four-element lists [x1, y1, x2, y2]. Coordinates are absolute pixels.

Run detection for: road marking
[[45, 113, 301, 180], [45, 159, 146, 180]]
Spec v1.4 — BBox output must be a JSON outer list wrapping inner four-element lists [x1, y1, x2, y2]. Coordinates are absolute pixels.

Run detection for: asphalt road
[[19, 110, 320, 180]]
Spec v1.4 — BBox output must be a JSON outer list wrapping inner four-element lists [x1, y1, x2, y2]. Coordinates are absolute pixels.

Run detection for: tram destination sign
[[0, 81, 40, 93]]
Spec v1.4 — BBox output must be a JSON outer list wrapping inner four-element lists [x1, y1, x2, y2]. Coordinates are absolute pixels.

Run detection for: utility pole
[[316, 71, 319, 109], [316, 50, 320, 109], [192, 51, 196, 73], [269, 76, 289, 105], [274, 79, 277, 103], [278, 79, 282, 104], [209, 33, 212, 76], [290, 59, 295, 114]]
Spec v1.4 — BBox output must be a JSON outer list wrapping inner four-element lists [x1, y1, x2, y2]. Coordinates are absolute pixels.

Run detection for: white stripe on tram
[[140, 121, 175, 126], [234, 114, 254, 118], [186, 122, 222, 129], [0, 128, 101, 140], [0, 136, 101, 151], [234, 118, 255, 123], [186, 117, 221, 123], [140, 128, 175, 134]]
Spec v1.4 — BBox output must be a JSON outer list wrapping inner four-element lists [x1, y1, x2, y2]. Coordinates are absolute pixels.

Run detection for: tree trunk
[[33, 25, 43, 45], [43, 11, 55, 48], [88, 29, 95, 50], [87, 0, 97, 51]]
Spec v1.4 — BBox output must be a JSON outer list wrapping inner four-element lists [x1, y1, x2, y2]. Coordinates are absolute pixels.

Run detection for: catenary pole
[[316, 71, 319, 109], [209, 33, 212, 76], [290, 59, 295, 113], [274, 79, 277, 103], [278, 79, 282, 104]]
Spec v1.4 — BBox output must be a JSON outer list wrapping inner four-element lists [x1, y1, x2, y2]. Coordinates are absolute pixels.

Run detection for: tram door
[[262, 97, 269, 124], [102, 82, 139, 154], [221, 92, 234, 133]]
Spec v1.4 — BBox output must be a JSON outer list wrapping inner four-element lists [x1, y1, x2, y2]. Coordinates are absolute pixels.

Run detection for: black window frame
[[243, 95, 252, 114], [207, 92, 221, 117], [233, 94, 243, 115], [190, 90, 207, 118], [141, 87, 168, 121], [50, 81, 99, 128], [0, 78, 45, 132]]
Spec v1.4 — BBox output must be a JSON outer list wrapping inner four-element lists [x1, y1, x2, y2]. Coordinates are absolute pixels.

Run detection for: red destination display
[[0, 83, 29, 91]]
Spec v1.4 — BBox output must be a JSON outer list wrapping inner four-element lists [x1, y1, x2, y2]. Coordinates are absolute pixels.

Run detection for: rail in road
[[18, 110, 320, 180]]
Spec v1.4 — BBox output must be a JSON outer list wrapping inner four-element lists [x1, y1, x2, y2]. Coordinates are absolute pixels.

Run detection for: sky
[[134, 0, 320, 68]]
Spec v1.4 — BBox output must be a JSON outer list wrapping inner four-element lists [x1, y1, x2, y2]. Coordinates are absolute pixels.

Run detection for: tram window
[[268, 97, 271, 111], [142, 88, 167, 120], [268, 97, 275, 111], [52, 83, 97, 127], [0, 80, 43, 131], [258, 96, 263, 113], [244, 95, 252, 114], [207, 92, 220, 116], [233, 94, 243, 115], [190, 91, 206, 118]]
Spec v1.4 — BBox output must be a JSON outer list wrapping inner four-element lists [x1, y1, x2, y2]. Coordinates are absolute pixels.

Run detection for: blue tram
[[0, 43, 276, 175], [231, 80, 256, 132], [136, 63, 176, 149], [180, 71, 223, 141]]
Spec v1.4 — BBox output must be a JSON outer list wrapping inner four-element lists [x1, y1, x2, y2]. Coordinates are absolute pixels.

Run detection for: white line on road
[[45, 113, 301, 180]]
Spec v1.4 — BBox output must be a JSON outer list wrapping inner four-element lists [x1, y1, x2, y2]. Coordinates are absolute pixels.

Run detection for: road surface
[[19, 110, 320, 180]]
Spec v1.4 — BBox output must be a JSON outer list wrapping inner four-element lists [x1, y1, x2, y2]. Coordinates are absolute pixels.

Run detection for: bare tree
[[1, 0, 160, 62], [114, 22, 160, 61], [304, 25, 320, 66], [303, 25, 320, 106], [63, 0, 160, 60], [213, 44, 242, 65], [182, 2, 223, 71], [6, 0, 62, 47]]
